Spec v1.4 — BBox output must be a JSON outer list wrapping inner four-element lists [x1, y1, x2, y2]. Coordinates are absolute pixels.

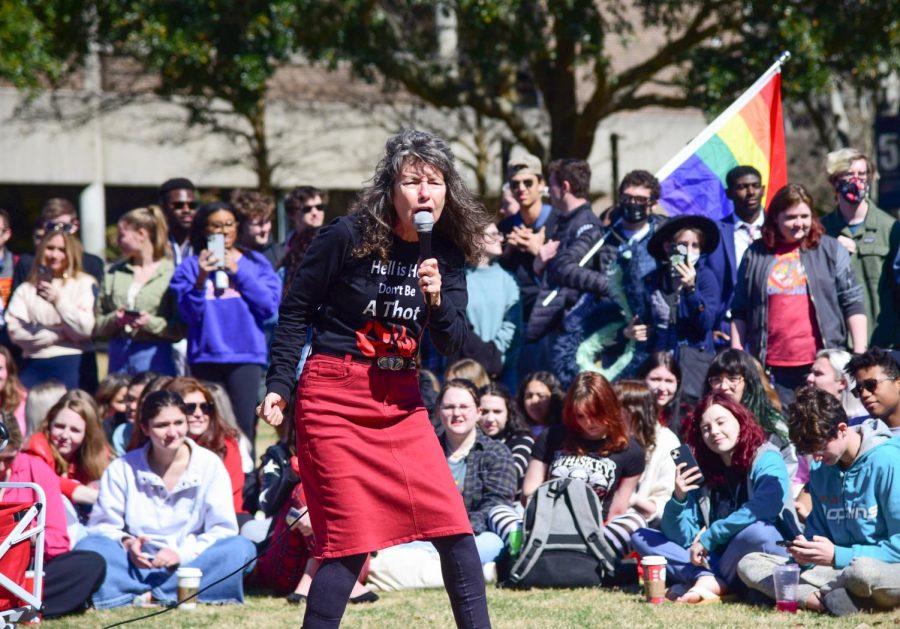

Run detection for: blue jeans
[[108, 338, 176, 376], [405, 532, 504, 566], [630, 521, 786, 591], [75, 534, 256, 609]]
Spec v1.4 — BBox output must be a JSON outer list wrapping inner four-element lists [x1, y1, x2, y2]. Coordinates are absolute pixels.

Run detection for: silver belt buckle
[[377, 356, 404, 371]]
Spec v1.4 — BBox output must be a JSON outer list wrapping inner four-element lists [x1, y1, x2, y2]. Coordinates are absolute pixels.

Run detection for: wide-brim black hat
[[648, 214, 721, 262]]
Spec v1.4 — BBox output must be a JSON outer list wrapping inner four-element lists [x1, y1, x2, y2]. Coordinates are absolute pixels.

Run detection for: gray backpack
[[505, 478, 618, 588]]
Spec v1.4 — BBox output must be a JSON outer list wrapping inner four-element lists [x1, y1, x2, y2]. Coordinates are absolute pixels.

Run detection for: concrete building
[[0, 57, 706, 257]]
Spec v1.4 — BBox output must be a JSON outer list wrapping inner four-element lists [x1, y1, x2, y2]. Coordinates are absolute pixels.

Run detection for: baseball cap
[[506, 153, 543, 180]]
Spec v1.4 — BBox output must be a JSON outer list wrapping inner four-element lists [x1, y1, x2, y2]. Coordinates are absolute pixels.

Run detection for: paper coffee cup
[[640, 556, 667, 604], [176, 567, 203, 610]]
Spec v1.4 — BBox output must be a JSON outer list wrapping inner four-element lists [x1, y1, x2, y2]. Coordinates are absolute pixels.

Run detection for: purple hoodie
[[171, 250, 281, 365]]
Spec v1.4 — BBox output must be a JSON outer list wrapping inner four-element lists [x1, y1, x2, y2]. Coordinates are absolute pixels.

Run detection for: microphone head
[[413, 210, 435, 234]]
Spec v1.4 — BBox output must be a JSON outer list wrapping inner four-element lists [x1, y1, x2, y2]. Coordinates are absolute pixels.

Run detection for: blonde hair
[[24, 381, 67, 435], [39, 390, 110, 482], [27, 230, 84, 284], [119, 205, 171, 261], [826, 148, 876, 182], [444, 358, 490, 389]]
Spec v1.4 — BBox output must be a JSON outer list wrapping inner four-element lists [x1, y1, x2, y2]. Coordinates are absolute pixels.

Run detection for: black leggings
[[303, 534, 490, 629], [191, 362, 263, 453]]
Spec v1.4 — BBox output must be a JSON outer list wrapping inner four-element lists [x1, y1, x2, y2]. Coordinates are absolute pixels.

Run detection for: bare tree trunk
[[249, 98, 273, 194]]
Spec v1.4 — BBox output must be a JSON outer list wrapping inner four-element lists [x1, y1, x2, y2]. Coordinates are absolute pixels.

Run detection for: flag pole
[[541, 52, 790, 309], [656, 51, 791, 180]]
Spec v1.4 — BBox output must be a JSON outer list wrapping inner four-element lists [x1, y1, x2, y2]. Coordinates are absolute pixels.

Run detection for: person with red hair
[[631, 392, 794, 604], [731, 183, 867, 406], [522, 372, 647, 559]]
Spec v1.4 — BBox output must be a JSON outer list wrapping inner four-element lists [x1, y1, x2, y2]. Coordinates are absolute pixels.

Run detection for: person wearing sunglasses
[[284, 185, 327, 237], [845, 348, 900, 435], [12, 198, 105, 297], [159, 177, 198, 266], [498, 155, 558, 380], [822, 149, 900, 349], [163, 377, 248, 520], [739, 385, 900, 617]]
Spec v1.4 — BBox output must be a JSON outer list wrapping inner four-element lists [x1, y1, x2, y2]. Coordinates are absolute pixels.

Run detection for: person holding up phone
[[170, 202, 281, 451], [739, 385, 900, 616], [5, 229, 96, 390], [96, 206, 184, 376], [631, 392, 793, 604], [624, 214, 720, 356]]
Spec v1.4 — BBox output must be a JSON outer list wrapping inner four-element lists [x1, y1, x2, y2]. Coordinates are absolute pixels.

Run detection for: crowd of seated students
[[0, 151, 897, 622]]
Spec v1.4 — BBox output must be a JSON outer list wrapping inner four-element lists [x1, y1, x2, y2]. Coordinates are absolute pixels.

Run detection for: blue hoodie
[[805, 418, 900, 568], [170, 250, 281, 365], [661, 442, 791, 552]]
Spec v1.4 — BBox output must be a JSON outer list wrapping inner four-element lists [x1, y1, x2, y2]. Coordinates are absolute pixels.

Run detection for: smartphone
[[671, 444, 705, 486], [669, 244, 687, 276], [123, 309, 141, 317], [207, 233, 226, 269], [37, 264, 53, 281], [775, 540, 794, 547]]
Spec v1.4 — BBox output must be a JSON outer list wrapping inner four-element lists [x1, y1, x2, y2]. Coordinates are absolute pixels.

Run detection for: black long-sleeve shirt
[[266, 215, 469, 400]]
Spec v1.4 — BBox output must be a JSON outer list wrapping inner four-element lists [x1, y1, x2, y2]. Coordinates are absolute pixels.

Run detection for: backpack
[[505, 478, 618, 588]]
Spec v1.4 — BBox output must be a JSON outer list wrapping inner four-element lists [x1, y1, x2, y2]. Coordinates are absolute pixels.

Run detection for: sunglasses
[[301, 203, 325, 214], [852, 377, 893, 398], [172, 201, 199, 210], [183, 402, 214, 415], [43, 221, 75, 234], [620, 194, 653, 206], [510, 179, 536, 190]]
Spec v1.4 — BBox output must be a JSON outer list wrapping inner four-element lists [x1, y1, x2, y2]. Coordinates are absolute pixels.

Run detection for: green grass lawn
[[45, 587, 900, 628]]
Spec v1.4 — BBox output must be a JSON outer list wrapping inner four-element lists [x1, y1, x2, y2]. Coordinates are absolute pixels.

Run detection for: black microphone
[[413, 210, 434, 260]]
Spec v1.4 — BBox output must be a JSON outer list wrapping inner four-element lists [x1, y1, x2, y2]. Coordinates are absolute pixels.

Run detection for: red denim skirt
[[294, 354, 471, 559]]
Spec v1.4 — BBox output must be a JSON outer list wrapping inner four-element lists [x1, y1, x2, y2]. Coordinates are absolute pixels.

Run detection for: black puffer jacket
[[524, 203, 601, 341]]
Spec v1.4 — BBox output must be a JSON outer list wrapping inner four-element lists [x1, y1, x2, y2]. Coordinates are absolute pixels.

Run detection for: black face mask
[[619, 201, 650, 223], [836, 179, 866, 204]]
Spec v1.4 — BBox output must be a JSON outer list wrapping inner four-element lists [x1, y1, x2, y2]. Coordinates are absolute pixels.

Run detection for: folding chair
[[0, 483, 46, 628]]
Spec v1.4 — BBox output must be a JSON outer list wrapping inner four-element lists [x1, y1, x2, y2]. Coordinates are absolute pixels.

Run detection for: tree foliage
[[295, 0, 899, 161], [92, 0, 303, 192]]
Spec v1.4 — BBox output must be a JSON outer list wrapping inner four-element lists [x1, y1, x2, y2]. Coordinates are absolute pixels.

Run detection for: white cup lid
[[176, 567, 203, 578], [640, 555, 667, 566]]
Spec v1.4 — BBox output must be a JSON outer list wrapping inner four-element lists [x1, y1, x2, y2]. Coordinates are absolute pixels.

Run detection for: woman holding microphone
[[258, 130, 493, 628]]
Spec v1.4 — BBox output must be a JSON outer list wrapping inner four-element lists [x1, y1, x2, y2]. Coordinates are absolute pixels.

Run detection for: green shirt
[[95, 257, 185, 342], [822, 201, 900, 347]]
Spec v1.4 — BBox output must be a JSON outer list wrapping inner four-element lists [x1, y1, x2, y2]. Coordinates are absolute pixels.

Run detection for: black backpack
[[505, 478, 618, 588]]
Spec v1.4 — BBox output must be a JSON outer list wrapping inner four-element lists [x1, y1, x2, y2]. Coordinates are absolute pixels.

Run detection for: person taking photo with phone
[[632, 214, 720, 356], [170, 201, 281, 451], [96, 206, 184, 376], [5, 228, 97, 390], [739, 385, 900, 616], [631, 391, 794, 604]]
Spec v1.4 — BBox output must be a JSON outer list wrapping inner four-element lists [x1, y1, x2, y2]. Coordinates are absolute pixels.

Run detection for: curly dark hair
[[478, 382, 530, 438], [787, 384, 847, 456], [846, 347, 900, 381], [516, 371, 564, 428], [618, 170, 660, 200], [230, 189, 275, 222], [349, 129, 491, 264]]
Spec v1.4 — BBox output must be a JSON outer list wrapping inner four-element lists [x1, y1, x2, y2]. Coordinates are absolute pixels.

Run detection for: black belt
[[375, 356, 417, 371]]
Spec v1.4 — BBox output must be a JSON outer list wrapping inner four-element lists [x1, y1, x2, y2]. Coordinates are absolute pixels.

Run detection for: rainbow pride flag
[[657, 53, 789, 219]]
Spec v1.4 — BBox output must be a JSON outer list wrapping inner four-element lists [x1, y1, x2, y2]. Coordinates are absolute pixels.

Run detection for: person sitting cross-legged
[[630, 392, 793, 604], [75, 390, 256, 608], [738, 385, 900, 616]]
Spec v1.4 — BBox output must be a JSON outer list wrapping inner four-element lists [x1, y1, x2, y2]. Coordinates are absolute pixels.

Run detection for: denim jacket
[[731, 235, 865, 364]]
